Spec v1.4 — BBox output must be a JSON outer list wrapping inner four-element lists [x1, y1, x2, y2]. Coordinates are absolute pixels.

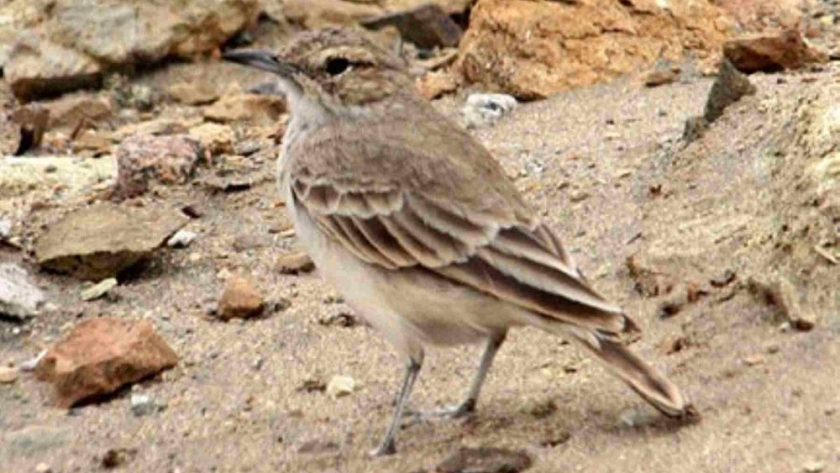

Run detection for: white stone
[[463, 93, 517, 128], [326, 375, 356, 399], [167, 229, 198, 248], [0, 263, 45, 320], [80, 278, 118, 301]]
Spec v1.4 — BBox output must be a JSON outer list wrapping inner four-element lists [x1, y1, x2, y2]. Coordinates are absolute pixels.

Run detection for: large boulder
[[458, 0, 735, 99], [3, 0, 260, 101]]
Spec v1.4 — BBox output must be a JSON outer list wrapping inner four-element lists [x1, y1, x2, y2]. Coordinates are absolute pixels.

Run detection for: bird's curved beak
[[222, 49, 298, 78]]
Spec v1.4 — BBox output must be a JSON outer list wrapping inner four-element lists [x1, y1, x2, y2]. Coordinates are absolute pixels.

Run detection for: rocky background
[[1, 1, 839, 472]]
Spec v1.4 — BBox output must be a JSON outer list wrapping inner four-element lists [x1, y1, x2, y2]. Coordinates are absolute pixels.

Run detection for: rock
[[72, 130, 113, 156], [167, 230, 198, 248], [283, 0, 383, 30], [463, 93, 517, 128], [437, 447, 533, 473], [130, 393, 157, 416], [275, 252, 315, 275], [101, 448, 137, 469], [80, 278, 118, 302], [5, 0, 261, 101], [416, 70, 461, 100], [10, 104, 50, 155], [112, 118, 193, 141], [204, 94, 286, 125], [35, 463, 51, 473], [115, 134, 202, 198], [168, 81, 219, 105], [703, 59, 756, 123], [188, 123, 234, 156], [326, 375, 356, 399], [643, 67, 680, 87], [45, 93, 113, 131], [35, 317, 178, 407], [748, 274, 816, 332], [724, 30, 828, 73], [217, 276, 265, 320], [458, 0, 734, 99], [34, 203, 189, 280], [0, 263, 45, 321], [6, 32, 103, 102], [361, 4, 463, 49], [0, 366, 19, 384]]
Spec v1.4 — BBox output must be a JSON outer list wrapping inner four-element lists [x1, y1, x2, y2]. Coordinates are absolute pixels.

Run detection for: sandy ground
[[2, 62, 840, 473]]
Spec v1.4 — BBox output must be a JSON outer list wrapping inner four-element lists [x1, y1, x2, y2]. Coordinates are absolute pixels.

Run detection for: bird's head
[[223, 28, 412, 112]]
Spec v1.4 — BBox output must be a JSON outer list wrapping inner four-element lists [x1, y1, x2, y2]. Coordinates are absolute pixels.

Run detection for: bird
[[224, 27, 694, 457]]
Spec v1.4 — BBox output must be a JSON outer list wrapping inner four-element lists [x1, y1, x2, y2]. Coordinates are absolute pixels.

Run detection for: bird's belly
[[290, 201, 522, 355]]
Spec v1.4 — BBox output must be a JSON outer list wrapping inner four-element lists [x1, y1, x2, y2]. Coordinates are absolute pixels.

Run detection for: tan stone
[[35, 318, 178, 407], [416, 70, 461, 99], [0, 366, 19, 384], [34, 203, 189, 280], [283, 0, 382, 29], [189, 123, 234, 156], [204, 94, 286, 125], [458, 0, 734, 99], [168, 81, 219, 106], [275, 252, 315, 275], [217, 276, 265, 320], [45, 94, 113, 131]]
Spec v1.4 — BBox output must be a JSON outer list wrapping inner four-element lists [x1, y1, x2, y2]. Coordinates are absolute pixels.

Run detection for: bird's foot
[[404, 399, 475, 421], [368, 439, 396, 457]]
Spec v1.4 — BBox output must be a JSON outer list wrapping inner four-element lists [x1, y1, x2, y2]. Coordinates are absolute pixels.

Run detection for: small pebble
[[0, 366, 19, 384], [167, 230, 198, 248], [35, 463, 51, 473], [803, 461, 825, 473], [81, 278, 118, 301], [743, 354, 764, 366], [130, 393, 155, 417], [326, 375, 356, 399]]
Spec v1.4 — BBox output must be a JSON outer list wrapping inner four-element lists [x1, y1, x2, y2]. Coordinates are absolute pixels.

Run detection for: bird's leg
[[412, 332, 506, 420], [370, 357, 422, 457]]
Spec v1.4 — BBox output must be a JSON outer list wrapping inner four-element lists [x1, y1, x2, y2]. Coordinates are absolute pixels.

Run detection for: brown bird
[[224, 27, 694, 456]]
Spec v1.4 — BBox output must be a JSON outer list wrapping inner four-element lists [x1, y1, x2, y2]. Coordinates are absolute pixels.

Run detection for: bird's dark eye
[[325, 57, 350, 76]]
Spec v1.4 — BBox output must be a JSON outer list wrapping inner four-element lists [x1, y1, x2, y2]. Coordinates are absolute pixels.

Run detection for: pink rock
[[35, 318, 178, 407]]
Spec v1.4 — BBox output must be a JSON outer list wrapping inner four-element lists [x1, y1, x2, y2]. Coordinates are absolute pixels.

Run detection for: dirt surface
[[2, 62, 840, 473]]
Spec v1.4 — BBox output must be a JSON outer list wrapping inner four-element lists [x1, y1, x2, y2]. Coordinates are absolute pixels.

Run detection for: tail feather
[[568, 328, 694, 418]]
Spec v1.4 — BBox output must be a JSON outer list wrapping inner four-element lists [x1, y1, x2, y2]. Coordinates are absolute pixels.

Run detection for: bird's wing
[[286, 112, 632, 335]]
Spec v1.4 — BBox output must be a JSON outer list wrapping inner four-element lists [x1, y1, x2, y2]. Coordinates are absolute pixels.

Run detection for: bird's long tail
[[566, 327, 695, 418]]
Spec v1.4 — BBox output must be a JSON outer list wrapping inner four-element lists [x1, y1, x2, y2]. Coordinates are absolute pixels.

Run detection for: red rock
[[35, 318, 178, 407], [217, 276, 265, 320], [115, 134, 202, 198], [723, 29, 828, 73]]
